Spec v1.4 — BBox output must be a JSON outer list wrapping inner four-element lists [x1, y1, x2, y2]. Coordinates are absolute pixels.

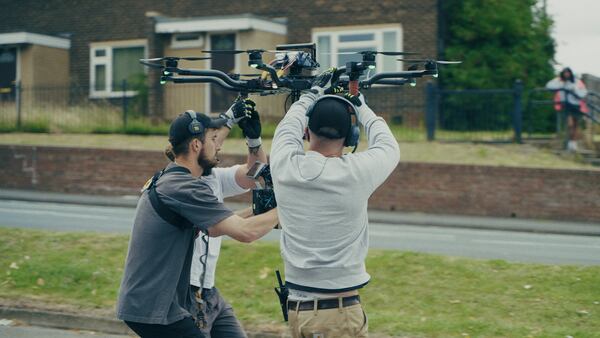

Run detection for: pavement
[[0, 187, 599, 337]]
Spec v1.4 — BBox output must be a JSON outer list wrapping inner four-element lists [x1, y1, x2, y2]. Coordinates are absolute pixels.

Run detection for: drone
[[139, 42, 461, 108]]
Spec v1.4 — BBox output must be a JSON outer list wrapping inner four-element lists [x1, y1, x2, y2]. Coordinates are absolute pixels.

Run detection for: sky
[[547, 0, 600, 77]]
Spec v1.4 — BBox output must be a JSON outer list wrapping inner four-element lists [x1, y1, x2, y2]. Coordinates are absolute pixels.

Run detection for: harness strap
[[146, 166, 194, 229]]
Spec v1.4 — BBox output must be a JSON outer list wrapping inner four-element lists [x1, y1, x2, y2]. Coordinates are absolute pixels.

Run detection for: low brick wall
[[2, 145, 599, 222]]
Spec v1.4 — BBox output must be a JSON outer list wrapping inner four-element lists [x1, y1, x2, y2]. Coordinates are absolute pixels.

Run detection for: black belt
[[287, 295, 360, 311]]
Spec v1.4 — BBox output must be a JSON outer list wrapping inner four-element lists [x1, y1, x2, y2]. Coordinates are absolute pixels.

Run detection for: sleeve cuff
[[246, 137, 262, 148]]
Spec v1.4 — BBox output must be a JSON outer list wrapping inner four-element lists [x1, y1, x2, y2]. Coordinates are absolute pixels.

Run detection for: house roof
[[0, 32, 70, 49], [154, 13, 287, 35]]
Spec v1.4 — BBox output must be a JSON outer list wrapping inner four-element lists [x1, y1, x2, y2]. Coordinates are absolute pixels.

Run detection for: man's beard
[[197, 149, 218, 176]]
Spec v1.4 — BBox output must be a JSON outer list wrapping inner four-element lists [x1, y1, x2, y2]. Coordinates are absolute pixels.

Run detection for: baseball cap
[[308, 97, 352, 139], [169, 111, 227, 147]]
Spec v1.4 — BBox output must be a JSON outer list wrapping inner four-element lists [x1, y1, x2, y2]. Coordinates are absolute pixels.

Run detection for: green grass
[[1, 227, 599, 337], [0, 132, 597, 170]]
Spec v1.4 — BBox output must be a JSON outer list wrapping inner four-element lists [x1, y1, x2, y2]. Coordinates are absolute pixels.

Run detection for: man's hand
[[220, 97, 251, 129], [310, 68, 337, 96], [238, 100, 262, 148], [344, 92, 374, 125], [344, 92, 367, 107]]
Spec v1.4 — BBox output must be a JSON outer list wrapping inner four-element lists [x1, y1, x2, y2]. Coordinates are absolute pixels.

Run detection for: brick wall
[[2, 145, 599, 222], [0, 0, 438, 122]]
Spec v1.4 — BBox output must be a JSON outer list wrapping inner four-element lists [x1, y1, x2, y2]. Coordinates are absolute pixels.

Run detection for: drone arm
[[364, 70, 436, 85], [163, 76, 239, 91], [365, 79, 410, 86], [175, 68, 246, 88]]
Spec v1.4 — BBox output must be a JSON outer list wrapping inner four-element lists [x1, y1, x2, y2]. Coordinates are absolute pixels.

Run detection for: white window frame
[[312, 25, 403, 74], [204, 31, 239, 113], [170, 33, 205, 49], [89, 39, 147, 98]]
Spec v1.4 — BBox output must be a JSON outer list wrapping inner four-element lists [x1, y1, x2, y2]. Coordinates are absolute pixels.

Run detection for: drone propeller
[[202, 49, 278, 54], [140, 60, 165, 69], [325, 50, 418, 56], [396, 58, 462, 65], [141, 56, 212, 62], [140, 56, 212, 70], [407, 64, 420, 71]]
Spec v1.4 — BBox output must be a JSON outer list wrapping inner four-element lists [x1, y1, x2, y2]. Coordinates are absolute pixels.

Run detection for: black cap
[[169, 111, 227, 147], [308, 97, 352, 139]]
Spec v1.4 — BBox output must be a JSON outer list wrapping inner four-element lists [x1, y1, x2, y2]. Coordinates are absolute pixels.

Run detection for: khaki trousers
[[288, 302, 368, 338]]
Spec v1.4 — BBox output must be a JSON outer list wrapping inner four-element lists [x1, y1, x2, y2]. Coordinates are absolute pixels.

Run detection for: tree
[[440, 0, 555, 90], [438, 0, 556, 132]]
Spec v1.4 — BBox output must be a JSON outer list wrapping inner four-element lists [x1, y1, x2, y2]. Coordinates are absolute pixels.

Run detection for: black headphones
[[185, 110, 205, 136], [305, 95, 360, 150]]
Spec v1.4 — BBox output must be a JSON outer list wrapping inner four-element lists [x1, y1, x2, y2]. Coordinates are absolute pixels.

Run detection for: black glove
[[310, 68, 337, 96], [221, 97, 250, 129], [238, 100, 262, 147], [325, 86, 344, 95], [344, 92, 364, 107], [312, 68, 336, 88]]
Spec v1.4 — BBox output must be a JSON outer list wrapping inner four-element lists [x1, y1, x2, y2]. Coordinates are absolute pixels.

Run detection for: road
[[1, 199, 600, 265]]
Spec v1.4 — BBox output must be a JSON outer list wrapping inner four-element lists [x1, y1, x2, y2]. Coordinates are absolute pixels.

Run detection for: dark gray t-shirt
[[117, 163, 233, 325]]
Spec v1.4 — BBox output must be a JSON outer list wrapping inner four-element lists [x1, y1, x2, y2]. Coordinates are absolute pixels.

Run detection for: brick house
[[0, 0, 439, 123]]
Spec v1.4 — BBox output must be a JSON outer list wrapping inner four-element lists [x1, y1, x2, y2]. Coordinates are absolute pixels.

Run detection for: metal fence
[[425, 81, 524, 143], [0, 82, 149, 133], [526, 87, 600, 146], [2, 81, 597, 143]]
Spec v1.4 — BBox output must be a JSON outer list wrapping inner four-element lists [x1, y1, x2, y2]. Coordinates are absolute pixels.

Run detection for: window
[[312, 25, 402, 73], [170, 33, 204, 49], [90, 40, 146, 98]]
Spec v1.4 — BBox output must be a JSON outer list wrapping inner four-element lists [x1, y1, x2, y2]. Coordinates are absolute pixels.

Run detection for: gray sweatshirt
[[270, 91, 400, 291]]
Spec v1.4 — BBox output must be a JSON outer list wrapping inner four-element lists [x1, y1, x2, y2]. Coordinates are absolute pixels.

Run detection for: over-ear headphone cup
[[185, 111, 205, 136], [345, 126, 360, 147]]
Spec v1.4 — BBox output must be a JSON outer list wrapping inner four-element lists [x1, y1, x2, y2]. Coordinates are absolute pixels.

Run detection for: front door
[[209, 34, 236, 114], [0, 48, 17, 100]]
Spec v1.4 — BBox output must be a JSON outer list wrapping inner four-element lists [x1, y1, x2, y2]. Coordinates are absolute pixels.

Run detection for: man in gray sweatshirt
[[270, 73, 401, 337]]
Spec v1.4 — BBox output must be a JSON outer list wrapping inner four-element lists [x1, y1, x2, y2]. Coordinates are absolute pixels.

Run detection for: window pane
[[112, 46, 144, 90], [175, 33, 201, 41], [337, 47, 375, 67], [95, 49, 106, 57], [383, 31, 398, 71], [339, 33, 374, 42], [317, 36, 331, 70], [95, 65, 106, 91]]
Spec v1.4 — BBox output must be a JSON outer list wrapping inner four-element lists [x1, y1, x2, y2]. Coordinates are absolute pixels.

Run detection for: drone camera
[[246, 161, 276, 215]]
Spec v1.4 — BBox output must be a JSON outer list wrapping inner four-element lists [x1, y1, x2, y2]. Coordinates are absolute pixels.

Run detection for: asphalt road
[[1, 199, 600, 265]]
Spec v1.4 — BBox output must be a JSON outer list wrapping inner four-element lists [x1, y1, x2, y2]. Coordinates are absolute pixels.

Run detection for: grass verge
[[1, 227, 599, 337], [0, 132, 596, 170]]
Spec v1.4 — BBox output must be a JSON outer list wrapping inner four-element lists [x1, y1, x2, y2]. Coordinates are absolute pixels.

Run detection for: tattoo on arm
[[248, 146, 261, 156]]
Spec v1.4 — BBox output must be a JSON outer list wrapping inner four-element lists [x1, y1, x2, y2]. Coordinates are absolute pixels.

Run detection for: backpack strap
[[145, 166, 194, 229]]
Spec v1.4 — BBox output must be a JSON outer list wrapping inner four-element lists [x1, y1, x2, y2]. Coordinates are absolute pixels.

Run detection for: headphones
[[185, 110, 205, 136], [305, 95, 360, 150]]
